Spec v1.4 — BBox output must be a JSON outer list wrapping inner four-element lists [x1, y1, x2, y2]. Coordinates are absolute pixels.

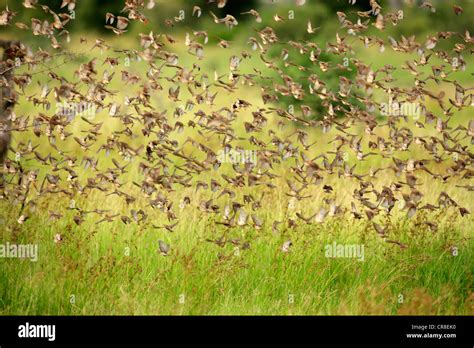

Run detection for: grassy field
[[1, 28, 473, 315], [0, 190, 472, 315]]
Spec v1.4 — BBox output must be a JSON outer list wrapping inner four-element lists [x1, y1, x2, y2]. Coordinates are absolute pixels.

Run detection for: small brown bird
[[158, 240, 170, 256]]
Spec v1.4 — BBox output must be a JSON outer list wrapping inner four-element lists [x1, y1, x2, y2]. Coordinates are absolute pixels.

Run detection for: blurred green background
[[2, 0, 473, 42]]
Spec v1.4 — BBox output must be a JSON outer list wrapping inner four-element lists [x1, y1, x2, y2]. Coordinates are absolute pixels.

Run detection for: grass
[[0, 180, 472, 315]]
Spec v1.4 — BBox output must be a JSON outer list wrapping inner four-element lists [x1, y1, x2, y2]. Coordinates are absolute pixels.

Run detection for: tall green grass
[[0, 190, 472, 315]]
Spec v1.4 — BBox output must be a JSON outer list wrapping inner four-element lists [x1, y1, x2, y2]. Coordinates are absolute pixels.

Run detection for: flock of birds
[[0, 0, 473, 254]]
